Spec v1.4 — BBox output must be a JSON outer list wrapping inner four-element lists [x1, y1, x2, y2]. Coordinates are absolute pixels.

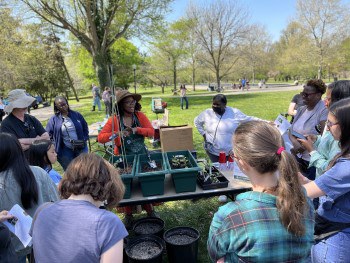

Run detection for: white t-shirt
[[194, 107, 259, 156]]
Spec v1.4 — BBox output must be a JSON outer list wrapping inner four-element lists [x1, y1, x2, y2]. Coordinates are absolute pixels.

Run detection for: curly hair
[[59, 153, 125, 208], [305, 79, 327, 94]]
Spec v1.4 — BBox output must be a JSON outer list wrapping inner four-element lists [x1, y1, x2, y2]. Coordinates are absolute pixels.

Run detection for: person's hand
[[298, 172, 311, 185], [0, 210, 14, 223], [307, 134, 318, 143], [297, 137, 314, 153], [217, 258, 225, 263], [124, 126, 136, 137]]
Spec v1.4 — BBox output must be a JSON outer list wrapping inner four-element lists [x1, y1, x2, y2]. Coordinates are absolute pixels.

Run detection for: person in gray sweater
[[0, 133, 59, 261]]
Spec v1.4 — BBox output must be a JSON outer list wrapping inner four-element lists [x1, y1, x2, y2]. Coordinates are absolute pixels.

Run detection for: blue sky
[[167, 0, 349, 42], [168, 0, 296, 42]]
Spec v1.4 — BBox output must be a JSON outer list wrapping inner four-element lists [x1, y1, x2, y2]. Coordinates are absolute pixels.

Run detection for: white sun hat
[[4, 89, 35, 113]]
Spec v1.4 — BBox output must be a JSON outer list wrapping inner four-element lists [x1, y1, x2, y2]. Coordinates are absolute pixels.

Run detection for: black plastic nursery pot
[[163, 226, 200, 263], [132, 217, 165, 239], [125, 235, 164, 263]]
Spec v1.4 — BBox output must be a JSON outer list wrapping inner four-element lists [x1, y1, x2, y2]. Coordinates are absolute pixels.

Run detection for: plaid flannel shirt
[[208, 191, 315, 262]]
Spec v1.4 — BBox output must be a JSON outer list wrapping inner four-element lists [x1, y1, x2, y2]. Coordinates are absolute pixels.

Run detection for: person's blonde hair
[[59, 153, 125, 208], [233, 121, 308, 236]]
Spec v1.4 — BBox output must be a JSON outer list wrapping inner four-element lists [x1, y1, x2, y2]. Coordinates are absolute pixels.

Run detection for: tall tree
[[239, 24, 271, 83], [151, 20, 188, 91], [296, 0, 349, 79], [186, 0, 249, 89], [20, 0, 171, 89]]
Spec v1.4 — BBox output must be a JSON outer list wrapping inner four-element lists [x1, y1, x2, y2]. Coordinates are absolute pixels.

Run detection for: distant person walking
[[91, 83, 102, 111], [102, 87, 112, 118], [241, 78, 246, 91], [180, 85, 189, 110]]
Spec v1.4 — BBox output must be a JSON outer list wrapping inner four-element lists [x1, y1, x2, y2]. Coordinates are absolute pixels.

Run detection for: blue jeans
[[312, 231, 350, 263], [180, 96, 188, 109], [93, 97, 102, 111], [58, 145, 88, 170]]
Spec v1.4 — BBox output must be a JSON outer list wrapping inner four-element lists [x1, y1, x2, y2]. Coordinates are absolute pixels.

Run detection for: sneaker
[[218, 195, 227, 203], [123, 214, 134, 230]]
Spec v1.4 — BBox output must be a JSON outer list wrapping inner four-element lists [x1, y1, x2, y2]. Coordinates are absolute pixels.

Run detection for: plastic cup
[[219, 152, 226, 164]]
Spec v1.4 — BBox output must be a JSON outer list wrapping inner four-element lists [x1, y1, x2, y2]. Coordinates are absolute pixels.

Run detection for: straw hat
[[116, 90, 142, 104], [4, 89, 35, 113]]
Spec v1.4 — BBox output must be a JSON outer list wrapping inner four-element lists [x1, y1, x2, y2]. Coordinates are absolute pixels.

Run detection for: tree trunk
[[216, 68, 221, 91], [192, 63, 196, 91], [173, 62, 177, 91], [52, 31, 80, 102], [93, 51, 112, 89]]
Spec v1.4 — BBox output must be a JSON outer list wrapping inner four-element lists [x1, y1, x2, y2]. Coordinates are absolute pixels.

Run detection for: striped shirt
[[208, 191, 315, 262]]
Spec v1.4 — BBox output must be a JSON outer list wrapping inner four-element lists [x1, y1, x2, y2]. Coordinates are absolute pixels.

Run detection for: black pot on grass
[[132, 217, 165, 238], [163, 226, 200, 263], [125, 235, 164, 263]]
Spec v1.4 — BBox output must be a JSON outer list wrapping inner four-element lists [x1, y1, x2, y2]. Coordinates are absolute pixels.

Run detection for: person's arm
[[301, 180, 325, 199], [18, 132, 50, 151], [100, 239, 123, 263], [194, 111, 206, 137], [134, 112, 154, 138], [288, 102, 297, 116], [97, 117, 122, 146]]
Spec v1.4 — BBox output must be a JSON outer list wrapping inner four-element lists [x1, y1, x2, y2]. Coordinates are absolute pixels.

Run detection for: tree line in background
[[0, 0, 349, 100]]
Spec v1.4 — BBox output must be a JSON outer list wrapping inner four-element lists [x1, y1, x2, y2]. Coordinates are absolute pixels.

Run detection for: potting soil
[[166, 234, 196, 245], [134, 222, 162, 235], [141, 162, 162, 172], [129, 241, 162, 259]]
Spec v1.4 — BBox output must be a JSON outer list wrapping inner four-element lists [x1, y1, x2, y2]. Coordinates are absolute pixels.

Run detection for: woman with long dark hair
[[208, 121, 314, 262], [0, 133, 59, 260], [28, 140, 62, 185], [46, 96, 89, 170], [300, 98, 350, 262]]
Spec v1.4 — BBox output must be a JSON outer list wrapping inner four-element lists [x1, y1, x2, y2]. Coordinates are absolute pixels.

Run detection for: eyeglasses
[[326, 120, 339, 128], [123, 100, 136, 105], [300, 92, 317, 98], [228, 149, 239, 160], [56, 103, 67, 108]]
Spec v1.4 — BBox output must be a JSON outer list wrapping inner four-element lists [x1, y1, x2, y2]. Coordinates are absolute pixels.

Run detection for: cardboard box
[[160, 125, 194, 152]]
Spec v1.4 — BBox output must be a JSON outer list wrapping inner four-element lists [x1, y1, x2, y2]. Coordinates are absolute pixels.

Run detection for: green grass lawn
[[57, 89, 299, 262]]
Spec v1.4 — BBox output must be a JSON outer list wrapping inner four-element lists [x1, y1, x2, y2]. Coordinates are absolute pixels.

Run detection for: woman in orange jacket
[[98, 89, 156, 229]]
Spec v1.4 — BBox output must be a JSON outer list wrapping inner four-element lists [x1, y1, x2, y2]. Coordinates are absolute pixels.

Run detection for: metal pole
[[133, 68, 136, 94], [328, 64, 330, 82]]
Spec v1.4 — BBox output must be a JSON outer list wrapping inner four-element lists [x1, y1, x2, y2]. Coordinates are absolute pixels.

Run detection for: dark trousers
[[295, 156, 316, 180], [180, 96, 189, 109]]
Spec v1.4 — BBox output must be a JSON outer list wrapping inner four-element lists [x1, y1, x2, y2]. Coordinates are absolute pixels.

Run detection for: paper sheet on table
[[274, 114, 291, 135], [3, 204, 33, 247]]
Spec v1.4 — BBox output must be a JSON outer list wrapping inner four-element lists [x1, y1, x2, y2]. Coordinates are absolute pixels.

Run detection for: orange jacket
[[97, 112, 154, 155]]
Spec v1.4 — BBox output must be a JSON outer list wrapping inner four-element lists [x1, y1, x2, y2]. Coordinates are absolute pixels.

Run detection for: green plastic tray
[[165, 150, 201, 193], [135, 152, 168, 197], [110, 155, 136, 199]]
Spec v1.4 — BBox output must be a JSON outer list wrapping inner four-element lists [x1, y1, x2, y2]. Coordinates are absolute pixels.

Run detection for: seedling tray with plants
[[135, 152, 168, 197], [165, 150, 201, 193], [197, 165, 229, 190], [110, 155, 136, 199]]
